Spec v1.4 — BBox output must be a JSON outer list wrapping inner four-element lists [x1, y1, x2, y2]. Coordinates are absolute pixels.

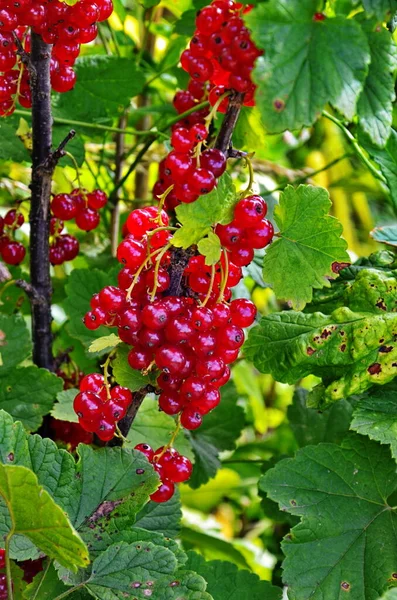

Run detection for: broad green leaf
[[63, 268, 117, 348], [288, 388, 353, 447], [262, 185, 349, 310], [198, 232, 222, 266], [362, 129, 397, 212], [112, 344, 150, 391], [0, 463, 88, 570], [172, 173, 237, 248], [51, 388, 79, 423], [357, 22, 397, 147], [371, 225, 397, 246], [261, 435, 397, 600], [185, 552, 282, 600], [88, 333, 121, 354], [128, 396, 193, 459], [0, 116, 30, 162], [23, 561, 74, 600], [134, 489, 182, 539], [350, 389, 397, 459], [0, 411, 158, 557], [244, 306, 397, 405], [0, 366, 63, 431], [0, 314, 31, 377], [187, 382, 245, 488], [379, 590, 397, 600], [56, 56, 145, 121], [57, 541, 212, 600], [233, 107, 267, 153], [362, 0, 397, 19], [247, 2, 370, 133]]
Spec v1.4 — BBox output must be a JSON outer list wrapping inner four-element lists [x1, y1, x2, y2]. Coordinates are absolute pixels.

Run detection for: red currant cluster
[[182, 1, 259, 106], [0, 207, 26, 265], [151, 0, 260, 211], [0, 0, 113, 116], [135, 444, 192, 503], [80, 197, 270, 500], [50, 188, 107, 265], [50, 418, 93, 450], [73, 373, 133, 441]]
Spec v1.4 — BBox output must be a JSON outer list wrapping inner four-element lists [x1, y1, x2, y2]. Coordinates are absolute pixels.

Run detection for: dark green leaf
[[350, 388, 397, 459], [0, 367, 63, 431], [134, 489, 182, 539], [288, 388, 353, 446], [371, 225, 397, 246], [361, 129, 397, 212], [357, 22, 397, 147], [184, 551, 283, 600], [261, 435, 397, 600], [362, 0, 397, 19], [247, 2, 370, 133], [0, 116, 30, 162], [187, 382, 245, 488], [112, 344, 150, 391], [0, 314, 31, 377], [56, 56, 145, 122]]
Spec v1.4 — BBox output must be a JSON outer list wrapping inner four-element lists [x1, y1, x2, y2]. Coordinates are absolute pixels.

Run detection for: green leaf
[[128, 397, 193, 459], [58, 541, 212, 600], [112, 344, 150, 391], [0, 116, 30, 162], [134, 489, 182, 539], [362, 129, 397, 212], [63, 268, 117, 349], [0, 463, 88, 570], [371, 225, 397, 246], [0, 314, 31, 377], [244, 306, 397, 405], [0, 367, 63, 431], [350, 388, 397, 459], [247, 3, 370, 133], [0, 411, 159, 560], [51, 389, 79, 423], [288, 388, 353, 447], [379, 590, 397, 600], [187, 382, 245, 488], [88, 333, 121, 354], [198, 232, 222, 266], [23, 561, 74, 600], [262, 185, 349, 310], [184, 552, 282, 600], [357, 22, 397, 147], [55, 56, 145, 122], [233, 107, 267, 153], [362, 0, 397, 19], [172, 173, 237, 248], [261, 435, 397, 600]]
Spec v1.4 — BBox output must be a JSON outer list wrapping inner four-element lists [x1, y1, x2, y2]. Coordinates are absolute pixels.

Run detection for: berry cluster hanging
[[0, 0, 113, 116]]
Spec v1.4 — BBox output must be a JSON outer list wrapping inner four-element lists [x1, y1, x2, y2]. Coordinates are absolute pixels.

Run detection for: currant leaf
[[247, 1, 370, 133], [361, 129, 397, 212], [262, 185, 349, 310], [261, 435, 397, 600], [357, 21, 397, 147], [88, 333, 121, 354], [350, 387, 397, 459], [244, 306, 397, 405], [112, 343, 151, 391], [0, 313, 31, 377], [185, 552, 283, 600], [51, 389, 79, 423], [0, 463, 89, 571], [172, 173, 237, 248], [197, 232, 222, 266]]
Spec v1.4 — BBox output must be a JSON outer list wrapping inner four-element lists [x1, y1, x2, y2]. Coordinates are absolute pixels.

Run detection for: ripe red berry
[[75, 207, 100, 231], [163, 455, 193, 483], [150, 479, 175, 503], [155, 344, 187, 375], [234, 195, 267, 227], [1, 240, 25, 265], [180, 406, 202, 430], [159, 391, 185, 415], [96, 418, 116, 442], [98, 286, 126, 313], [249, 219, 274, 248], [135, 443, 154, 461], [117, 238, 146, 269], [80, 373, 105, 393], [73, 391, 103, 421], [230, 298, 257, 327], [51, 194, 77, 220]]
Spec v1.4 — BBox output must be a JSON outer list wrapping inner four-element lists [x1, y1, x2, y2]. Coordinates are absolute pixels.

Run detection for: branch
[[12, 32, 31, 69], [214, 91, 245, 155], [107, 386, 152, 447], [15, 279, 45, 304], [164, 246, 196, 298], [48, 129, 76, 168]]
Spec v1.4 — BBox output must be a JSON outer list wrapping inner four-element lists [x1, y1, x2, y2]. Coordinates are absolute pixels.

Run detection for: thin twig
[[107, 387, 152, 447]]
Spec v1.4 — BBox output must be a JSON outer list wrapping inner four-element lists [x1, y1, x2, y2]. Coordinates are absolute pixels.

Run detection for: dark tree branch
[[29, 33, 54, 371], [214, 91, 245, 155], [47, 129, 76, 168], [164, 246, 196, 298], [108, 387, 153, 447], [15, 279, 45, 304], [12, 32, 31, 70]]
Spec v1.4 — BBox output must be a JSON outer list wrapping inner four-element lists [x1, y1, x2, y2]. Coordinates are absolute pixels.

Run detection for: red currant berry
[[230, 299, 257, 327], [150, 479, 175, 503], [234, 195, 267, 227], [135, 443, 154, 461], [180, 406, 202, 430]]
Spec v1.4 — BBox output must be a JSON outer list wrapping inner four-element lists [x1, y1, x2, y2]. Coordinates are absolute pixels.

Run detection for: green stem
[[264, 153, 353, 195], [5, 536, 13, 600], [322, 110, 386, 183], [53, 583, 85, 600], [107, 21, 121, 56], [13, 109, 148, 136]]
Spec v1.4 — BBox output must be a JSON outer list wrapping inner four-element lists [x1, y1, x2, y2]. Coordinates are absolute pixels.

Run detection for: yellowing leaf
[[88, 333, 121, 354], [0, 463, 89, 571], [198, 232, 222, 266]]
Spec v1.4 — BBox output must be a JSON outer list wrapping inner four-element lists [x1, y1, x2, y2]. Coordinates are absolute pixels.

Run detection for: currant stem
[[149, 243, 172, 300], [126, 246, 164, 299], [101, 350, 116, 401], [5, 536, 13, 600], [200, 263, 216, 307], [242, 154, 255, 196], [156, 185, 174, 221], [155, 416, 181, 462], [217, 248, 229, 303]]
